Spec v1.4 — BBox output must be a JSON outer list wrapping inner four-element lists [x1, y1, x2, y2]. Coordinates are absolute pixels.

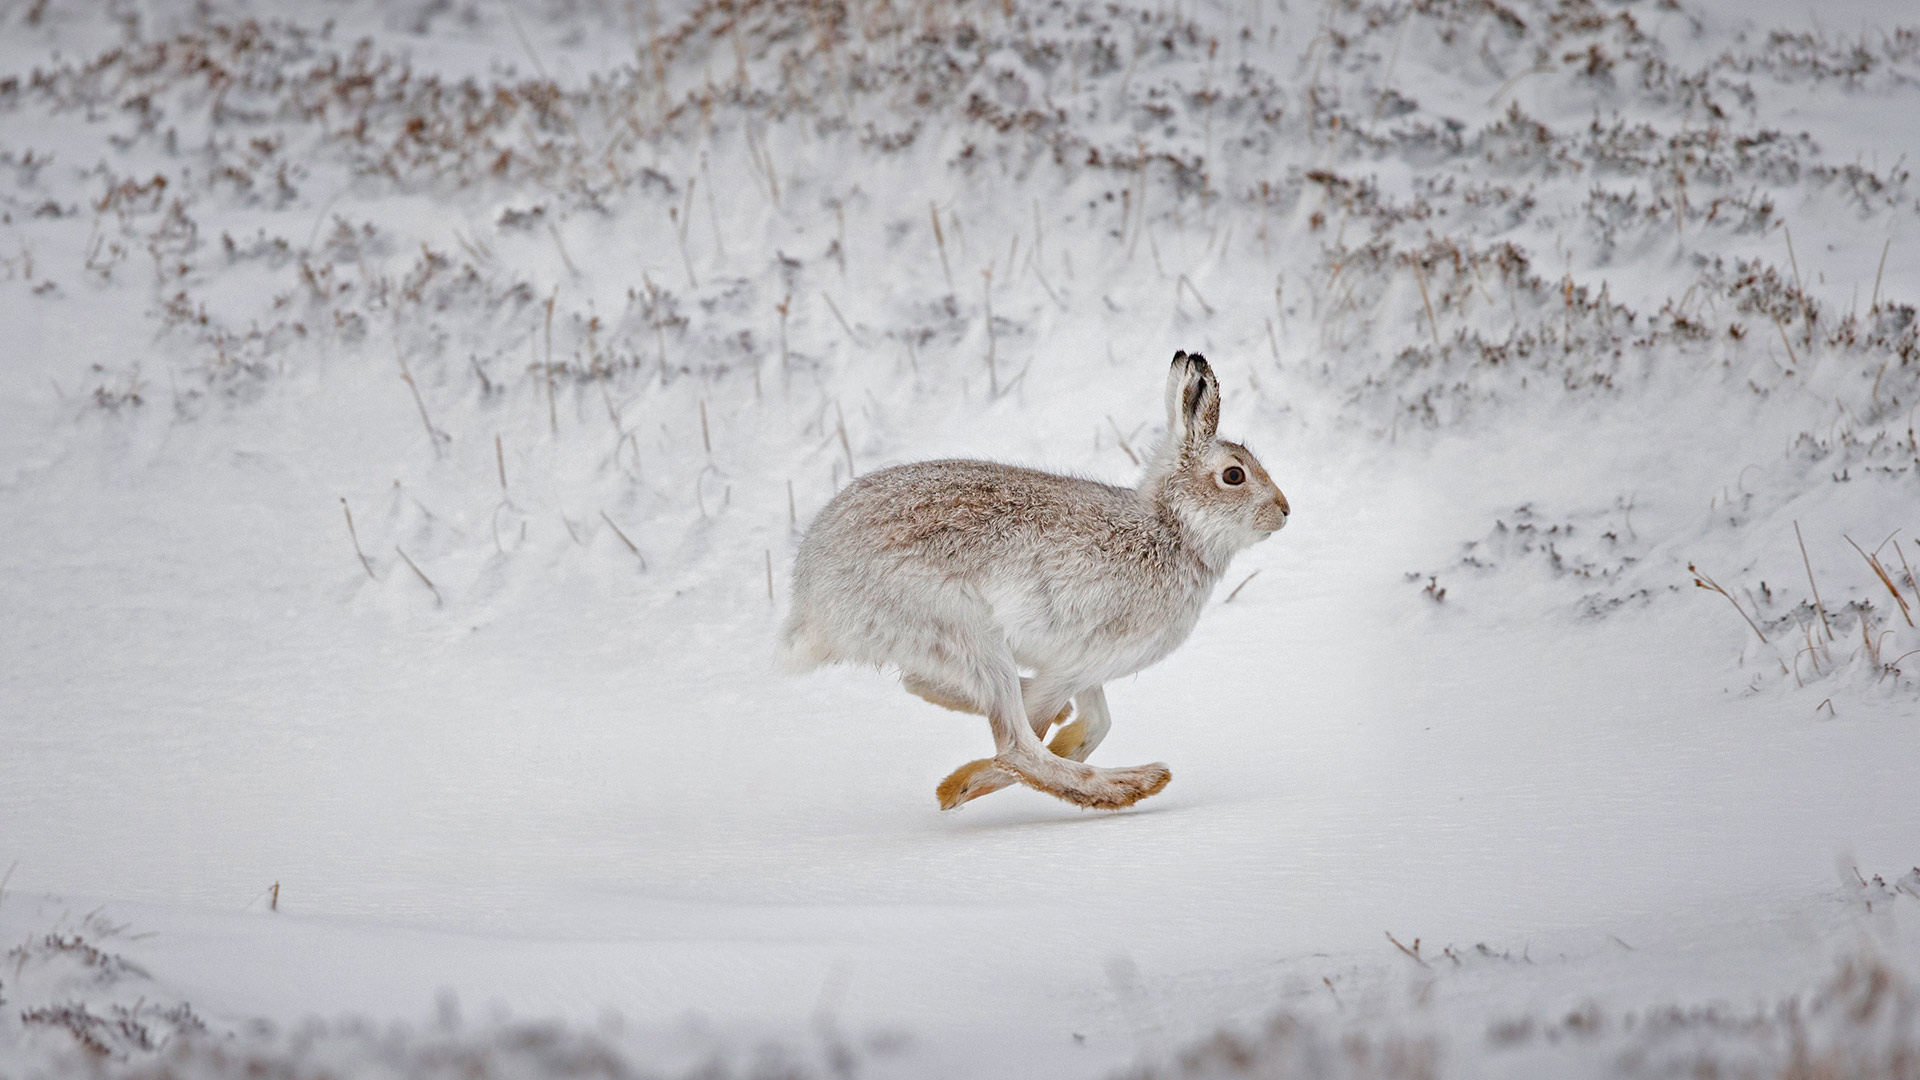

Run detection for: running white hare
[[781, 352, 1289, 810]]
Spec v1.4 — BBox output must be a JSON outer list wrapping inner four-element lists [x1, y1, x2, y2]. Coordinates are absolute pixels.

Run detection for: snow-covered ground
[[2, 0, 1917, 1075]]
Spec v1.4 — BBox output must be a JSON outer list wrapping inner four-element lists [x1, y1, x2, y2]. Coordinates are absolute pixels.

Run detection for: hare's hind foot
[[1009, 760, 1170, 810], [936, 757, 1169, 811], [936, 758, 1019, 810], [935, 710, 1103, 810]]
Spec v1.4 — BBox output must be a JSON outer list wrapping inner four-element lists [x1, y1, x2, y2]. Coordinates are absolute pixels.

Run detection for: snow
[[2, 0, 1918, 1075]]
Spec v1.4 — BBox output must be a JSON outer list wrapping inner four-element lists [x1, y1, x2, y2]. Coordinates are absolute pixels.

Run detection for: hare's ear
[[1164, 351, 1220, 450]]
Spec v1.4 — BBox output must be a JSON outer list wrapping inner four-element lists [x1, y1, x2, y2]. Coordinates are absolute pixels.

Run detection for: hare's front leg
[[1046, 685, 1114, 762]]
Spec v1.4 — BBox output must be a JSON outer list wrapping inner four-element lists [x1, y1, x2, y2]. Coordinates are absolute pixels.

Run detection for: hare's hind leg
[[1046, 685, 1114, 763], [931, 646, 1167, 811], [923, 674, 1076, 810]]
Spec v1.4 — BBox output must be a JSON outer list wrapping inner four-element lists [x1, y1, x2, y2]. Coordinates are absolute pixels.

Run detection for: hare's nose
[[1275, 492, 1291, 518]]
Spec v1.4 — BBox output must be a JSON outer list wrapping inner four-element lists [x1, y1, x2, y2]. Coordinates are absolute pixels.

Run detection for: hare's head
[[1148, 351, 1289, 561]]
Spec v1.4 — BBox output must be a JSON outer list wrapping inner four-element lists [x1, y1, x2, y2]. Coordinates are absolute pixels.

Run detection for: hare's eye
[[1222, 466, 1246, 485]]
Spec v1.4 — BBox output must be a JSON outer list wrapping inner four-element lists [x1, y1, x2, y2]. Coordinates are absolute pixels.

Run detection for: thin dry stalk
[[823, 292, 857, 341], [1384, 931, 1428, 968], [597, 376, 620, 427], [670, 206, 698, 288], [1412, 258, 1441, 349], [547, 222, 580, 278], [1871, 236, 1891, 312], [340, 499, 376, 579], [1031, 257, 1066, 310], [930, 202, 953, 293], [700, 399, 712, 455], [1799, 622, 1823, 677], [765, 549, 775, 603], [1106, 415, 1139, 465], [777, 295, 791, 371], [834, 400, 855, 477], [601, 511, 647, 569], [1773, 312, 1800, 368], [495, 435, 507, 491], [787, 478, 797, 528], [982, 268, 998, 395], [395, 545, 441, 605], [1846, 534, 1914, 626], [1795, 521, 1834, 640], [1224, 570, 1260, 603], [1784, 226, 1813, 344], [1177, 273, 1215, 315], [1266, 317, 1281, 364], [834, 204, 848, 276], [396, 351, 445, 456], [701, 152, 726, 260], [1896, 542, 1920, 613], [1690, 562, 1769, 644], [270, 882, 279, 912], [544, 290, 558, 435]]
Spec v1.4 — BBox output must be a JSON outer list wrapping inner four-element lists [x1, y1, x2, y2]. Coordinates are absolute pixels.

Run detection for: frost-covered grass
[[2, 0, 1918, 1075]]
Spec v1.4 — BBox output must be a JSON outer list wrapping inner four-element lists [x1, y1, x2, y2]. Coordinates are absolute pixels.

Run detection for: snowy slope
[[1, 0, 1917, 1075]]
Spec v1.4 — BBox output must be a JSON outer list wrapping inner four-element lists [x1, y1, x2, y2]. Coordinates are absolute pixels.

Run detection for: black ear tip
[[1171, 350, 1188, 363]]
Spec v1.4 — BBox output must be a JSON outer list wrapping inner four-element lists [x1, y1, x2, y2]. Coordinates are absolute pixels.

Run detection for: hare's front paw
[[1046, 718, 1093, 761], [936, 758, 1017, 810]]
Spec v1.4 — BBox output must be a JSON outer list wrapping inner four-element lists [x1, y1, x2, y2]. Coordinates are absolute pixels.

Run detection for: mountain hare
[[781, 352, 1289, 810]]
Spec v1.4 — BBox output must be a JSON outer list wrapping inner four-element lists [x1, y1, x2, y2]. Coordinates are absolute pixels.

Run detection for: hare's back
[[807, 459, 1146, 567]]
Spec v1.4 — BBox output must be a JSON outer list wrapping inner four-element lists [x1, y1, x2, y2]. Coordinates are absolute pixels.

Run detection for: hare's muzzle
[[1259, 491, 1290, 533]]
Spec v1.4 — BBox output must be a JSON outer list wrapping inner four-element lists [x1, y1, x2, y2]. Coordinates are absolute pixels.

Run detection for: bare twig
[[1872, 236, 1892, 312], [983, 268, 998, 395], [1224, 570, 1261, 603], [834, 399, 855, 477], [547, 222, 579, 279], [396, 351, 445, 455], [1177, 273, 1215, 315], [1795, 521, 1833, 640], [601, 511, 647, 569], [823, 291, 857, 341], [340, 498, 376, 579], [1846, 534, 1914, 626], [1412, 258, 1441, 349], [1784, 226, 1812, 344], [930, 202, 953, 293], [1689, 562, 1768, 644], [544, 289, 558, 435], [395, 545, 441, 605], [1385, 931, 1428, 967], [1106, 415, 1140, 465], [1771, 313, 1799, 368]]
